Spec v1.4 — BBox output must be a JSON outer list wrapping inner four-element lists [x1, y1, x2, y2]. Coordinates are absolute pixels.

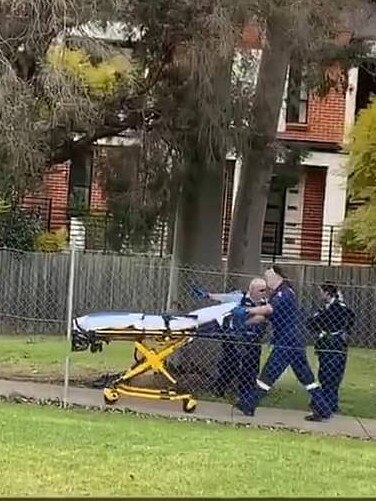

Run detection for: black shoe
[[304, 413, 328, 422], [234, 403, 255, 417]]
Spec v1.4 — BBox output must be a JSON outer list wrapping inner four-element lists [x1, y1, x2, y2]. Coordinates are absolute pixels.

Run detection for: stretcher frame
[[71, 317, 199, 413]]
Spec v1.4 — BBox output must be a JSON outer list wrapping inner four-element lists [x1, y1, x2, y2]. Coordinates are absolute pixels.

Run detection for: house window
[[286, 62, 308, 124], [69, 149, 93, 214], [355, 61, 376, 115]]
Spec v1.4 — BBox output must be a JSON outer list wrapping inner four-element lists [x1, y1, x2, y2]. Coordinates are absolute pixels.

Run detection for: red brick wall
[[300, 167, 327, 261], [278, 88, 346, 145], [22, 163, 69, 230], [44, 164, 70, 230], [341, 250, 374, 265], [241, 25, 347, 146], [90, 148, 107, 212], [241, 24, 263, 50], [23, 149, 108, 233], [90, 177, 107, 211]]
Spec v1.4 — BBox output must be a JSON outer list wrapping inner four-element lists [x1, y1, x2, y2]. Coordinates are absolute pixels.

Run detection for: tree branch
[[50, 105, 161, 164]]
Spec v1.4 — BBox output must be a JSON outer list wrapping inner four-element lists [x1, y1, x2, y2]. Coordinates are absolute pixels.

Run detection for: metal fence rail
[[7, 202, 374, 265]]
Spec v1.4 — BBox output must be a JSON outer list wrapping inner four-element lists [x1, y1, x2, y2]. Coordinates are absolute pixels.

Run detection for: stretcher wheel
[[182, 398, 197, 414], [103, 388, 120, 405]]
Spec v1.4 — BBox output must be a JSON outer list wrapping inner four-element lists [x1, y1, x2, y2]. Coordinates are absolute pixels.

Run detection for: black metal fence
[[7, 201, 374, 265], [260, 221, 372, 266]]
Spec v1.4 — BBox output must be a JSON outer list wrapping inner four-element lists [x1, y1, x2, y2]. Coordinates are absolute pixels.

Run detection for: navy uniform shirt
[[269, 281, 300, 347], [222, 292, 267, 343], [307, 297, 355, 337]]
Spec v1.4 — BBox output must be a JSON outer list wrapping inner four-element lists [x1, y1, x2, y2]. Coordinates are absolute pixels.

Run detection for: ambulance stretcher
[[71, 301, 239, 414]]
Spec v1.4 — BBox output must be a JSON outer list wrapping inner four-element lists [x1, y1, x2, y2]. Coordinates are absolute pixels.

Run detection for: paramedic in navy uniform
[[306, 282, 355, 421], [193, 278, 267, 410], [241, 265, 328, 417]]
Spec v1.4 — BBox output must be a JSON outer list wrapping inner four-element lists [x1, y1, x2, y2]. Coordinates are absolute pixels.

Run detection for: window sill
[[285, 122, 309, 131]]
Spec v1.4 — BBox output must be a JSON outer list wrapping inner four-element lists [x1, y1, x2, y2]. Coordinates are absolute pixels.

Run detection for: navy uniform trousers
[[243, 343, 331, 417], [307, 298, 355, 417], [315, 334, 347, 414], [215, 338, 262, 405]]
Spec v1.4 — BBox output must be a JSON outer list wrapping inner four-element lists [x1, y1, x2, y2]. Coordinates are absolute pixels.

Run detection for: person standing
[[241, 265, 329, 418], [193, 279, 267, 406], [306, 282, 355, 421]]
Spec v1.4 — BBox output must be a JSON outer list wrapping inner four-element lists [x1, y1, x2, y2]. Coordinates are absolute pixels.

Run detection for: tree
[[129, 0, 368, 274], [130, 0, 260, 268], [0, 0, 161, 200], [93, 0, 255, 257], [97, 141, 172, 253], [227, 0, 369, 276], [0, 0, 257, 260], [340, 97, 376, 256]]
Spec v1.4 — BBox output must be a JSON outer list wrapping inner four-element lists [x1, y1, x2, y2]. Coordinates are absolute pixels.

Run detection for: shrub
[[35, 228, 68, 252], [0, 207, 43, 251]]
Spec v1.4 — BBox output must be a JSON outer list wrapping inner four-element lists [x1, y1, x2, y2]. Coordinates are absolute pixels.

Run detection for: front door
[[262, 177, 286, 256]]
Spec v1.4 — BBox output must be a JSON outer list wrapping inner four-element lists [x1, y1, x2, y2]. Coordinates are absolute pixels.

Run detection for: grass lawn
[[0, 336, 375, 419], [0, 335, 134, 384], [0, 402, 375, 497]]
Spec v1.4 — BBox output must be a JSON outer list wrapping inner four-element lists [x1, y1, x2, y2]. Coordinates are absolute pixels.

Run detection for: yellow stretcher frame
[[87, 327, 198, 414]]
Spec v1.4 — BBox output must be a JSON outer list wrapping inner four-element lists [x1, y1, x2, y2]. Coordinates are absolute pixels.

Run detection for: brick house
[[222, 67, 355, 265], [222, 24, 376, 266], [23, 20, 376, 263], [22, 147, 107, 237]]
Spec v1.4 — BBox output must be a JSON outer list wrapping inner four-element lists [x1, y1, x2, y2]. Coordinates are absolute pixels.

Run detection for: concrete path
[[0, 378, 375, 440]]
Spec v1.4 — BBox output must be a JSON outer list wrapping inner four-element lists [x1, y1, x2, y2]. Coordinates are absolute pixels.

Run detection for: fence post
[[47, 198, 53, 231], [328, 226, 334, 266], [63, 238, 77, 407], [166, 210, 179, 311]]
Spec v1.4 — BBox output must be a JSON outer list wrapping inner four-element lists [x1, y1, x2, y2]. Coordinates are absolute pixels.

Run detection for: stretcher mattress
[[73, 301, 239, 333]]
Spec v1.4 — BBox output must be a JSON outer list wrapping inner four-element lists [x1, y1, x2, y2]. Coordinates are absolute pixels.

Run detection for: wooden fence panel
[[0, 249, 374, 346]]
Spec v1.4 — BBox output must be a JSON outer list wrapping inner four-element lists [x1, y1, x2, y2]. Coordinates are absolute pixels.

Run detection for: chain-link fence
[[0, 241, 376, 421], [0, 247, 68, 384], [68, 256, 376, 422], [0, 248, 68, 336]]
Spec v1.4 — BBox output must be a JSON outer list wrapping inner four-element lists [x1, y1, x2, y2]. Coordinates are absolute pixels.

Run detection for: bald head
[[248, 277, 267, 302]]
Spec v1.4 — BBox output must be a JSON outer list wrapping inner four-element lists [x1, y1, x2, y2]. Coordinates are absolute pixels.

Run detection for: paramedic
[[242, 265, 329, 418], [306, 282, 355, 421], [193, 279, 267, 405], [216, 278, 267, 409]]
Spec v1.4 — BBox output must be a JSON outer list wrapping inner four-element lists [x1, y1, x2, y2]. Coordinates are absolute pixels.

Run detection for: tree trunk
[[165, 159, 225, 312], [171, 55, 233, 275], [174, 162, 224, 269], [227, 19, 291, 276]]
